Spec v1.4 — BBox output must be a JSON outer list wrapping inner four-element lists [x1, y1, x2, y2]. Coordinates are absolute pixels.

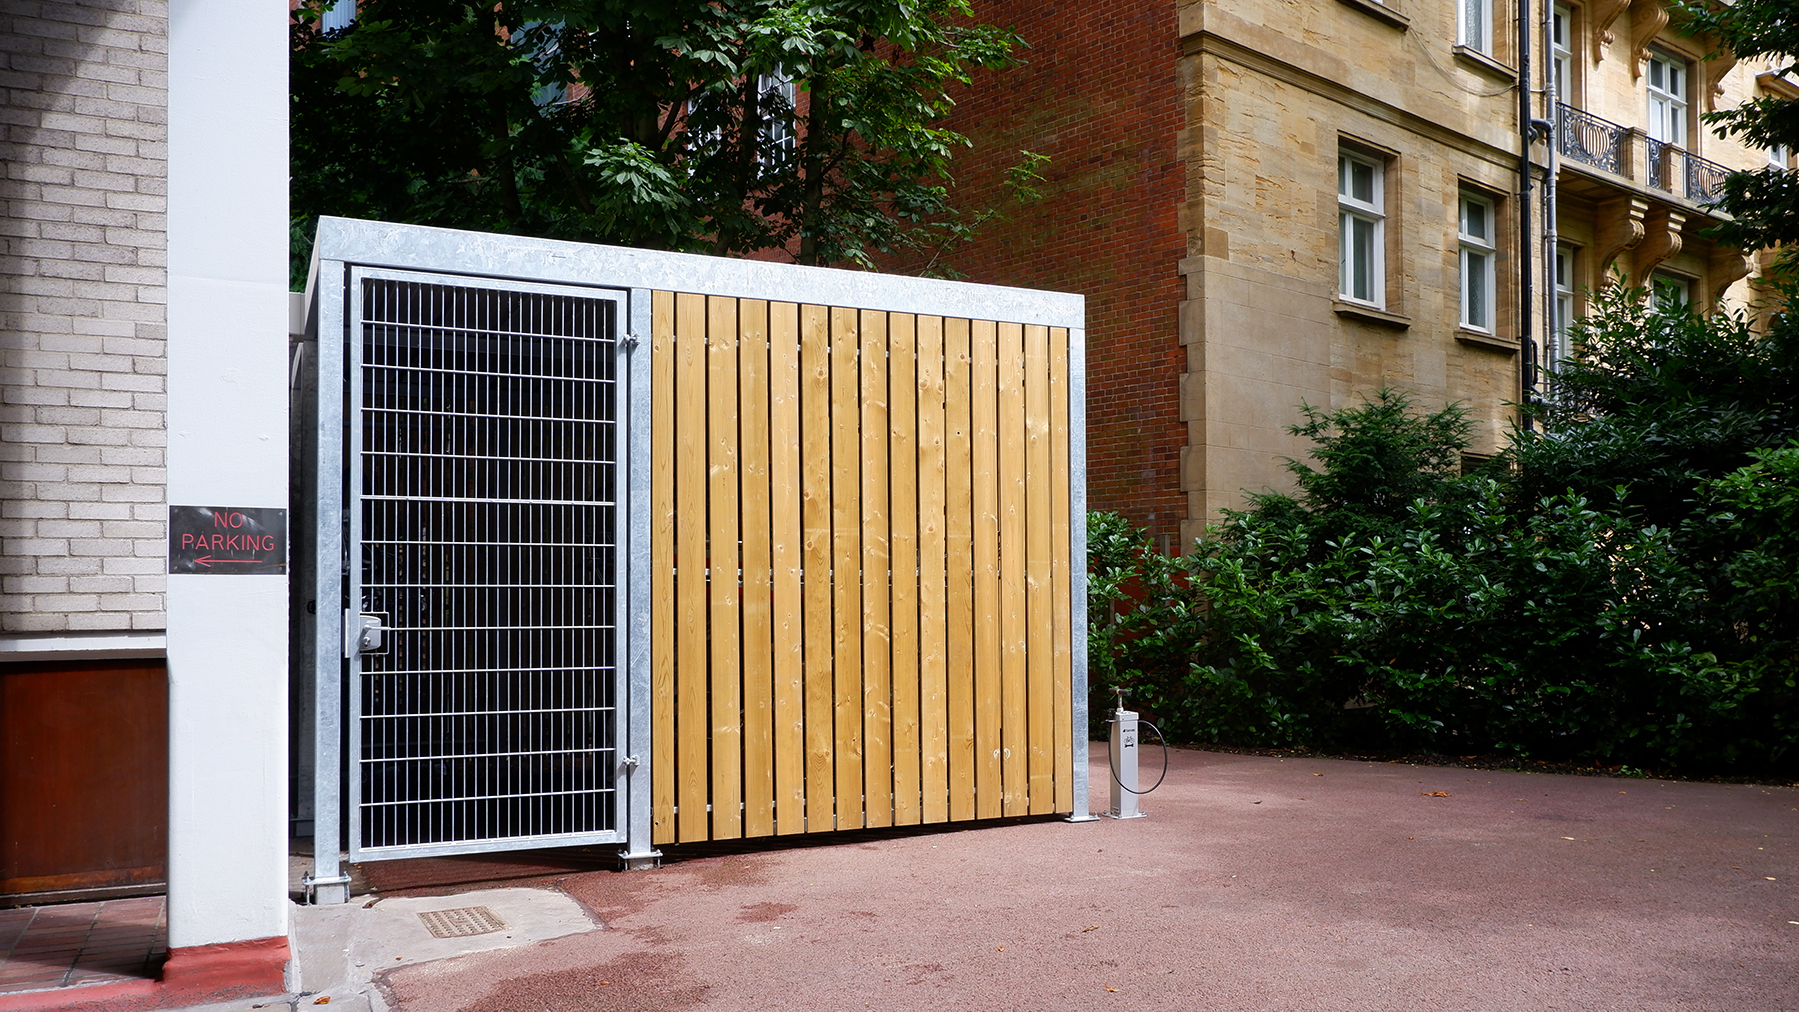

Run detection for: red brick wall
[[891, 1, 1189, 542]]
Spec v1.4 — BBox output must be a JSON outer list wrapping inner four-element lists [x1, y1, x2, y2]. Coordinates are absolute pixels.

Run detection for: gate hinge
[[620, 754, 641, 771], [620, 334, 640, 353]]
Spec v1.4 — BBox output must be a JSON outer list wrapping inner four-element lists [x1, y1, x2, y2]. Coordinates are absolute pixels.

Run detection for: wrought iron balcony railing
[[1558, 104, 1737, 207], [1686, 153, 1731, 205], [1559, 103, 1625, 175]]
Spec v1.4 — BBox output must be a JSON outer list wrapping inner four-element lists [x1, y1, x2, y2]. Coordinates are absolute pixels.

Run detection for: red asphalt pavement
[[379, 747, 1799, 1011]]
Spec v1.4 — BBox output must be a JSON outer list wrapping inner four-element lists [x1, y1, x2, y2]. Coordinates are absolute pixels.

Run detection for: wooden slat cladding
[[651, 295, 1075, 844]]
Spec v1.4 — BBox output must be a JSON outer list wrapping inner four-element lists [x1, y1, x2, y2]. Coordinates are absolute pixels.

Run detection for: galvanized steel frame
[[345, 266, 629, 862], [304, 217, 1086, 896]]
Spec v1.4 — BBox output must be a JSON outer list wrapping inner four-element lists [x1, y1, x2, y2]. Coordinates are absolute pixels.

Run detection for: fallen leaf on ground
[[314, 999, 331, 1006], [1106, 986, 1118, 992], [1561, 837, 1576, 841], [1421, 791, 1450, 797], [997, 946, 1005, 951], [1313, 773, 1323, 777], [1768, 877, 1778, 881], [1252, 800, 1263, 804], [1082, 925, 1100, 932]]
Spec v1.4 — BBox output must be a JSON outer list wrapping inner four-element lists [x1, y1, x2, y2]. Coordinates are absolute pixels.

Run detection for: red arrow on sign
[[192, 556, 262, 567]]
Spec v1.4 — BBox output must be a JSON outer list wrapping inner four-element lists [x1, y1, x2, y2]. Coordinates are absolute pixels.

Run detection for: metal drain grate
[[417, 906, 507, 938]]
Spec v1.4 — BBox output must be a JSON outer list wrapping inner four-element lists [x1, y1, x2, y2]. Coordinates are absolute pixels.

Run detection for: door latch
[[345, 610, 386, 657]]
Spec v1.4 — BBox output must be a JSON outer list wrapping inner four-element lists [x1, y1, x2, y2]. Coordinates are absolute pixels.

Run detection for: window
[[1458, 191, 1497, 332], [1338, 151, 1385, 306], [1769, 143, 1791, 169], [758, 70, 797, 163], [1553, 245, 1576, 367], [1646, 51, 1688, 146], [320, 0, 355, 31], [1458, 0, 1491, 54], [1551, 6, 1574, 104], [1652, 272, 1691, 308]]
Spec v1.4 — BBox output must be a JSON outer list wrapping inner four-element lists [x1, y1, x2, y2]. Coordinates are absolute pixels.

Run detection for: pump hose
[[1107, 718, 1170, 796]]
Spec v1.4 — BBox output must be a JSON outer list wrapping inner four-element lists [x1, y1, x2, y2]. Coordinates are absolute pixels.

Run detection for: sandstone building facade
[[931, 0, 1787, 550]]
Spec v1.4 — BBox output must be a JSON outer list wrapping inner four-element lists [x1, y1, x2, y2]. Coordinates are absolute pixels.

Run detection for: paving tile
[[0, 896, 164, 999]]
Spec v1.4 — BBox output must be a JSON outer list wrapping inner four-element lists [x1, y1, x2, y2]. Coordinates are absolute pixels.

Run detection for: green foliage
[[290, 0, 1036, 288], [1251, 389, 1473, 549], [1087, 294, 1799, 774], [1674, 0, 1799, 257], [1083, 510, 1204, 739], [1513, 279, 1799, 530]]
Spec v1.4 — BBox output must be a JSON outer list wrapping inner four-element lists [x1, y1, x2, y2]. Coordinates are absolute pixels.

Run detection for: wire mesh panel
[[352, 275, 624, 858]]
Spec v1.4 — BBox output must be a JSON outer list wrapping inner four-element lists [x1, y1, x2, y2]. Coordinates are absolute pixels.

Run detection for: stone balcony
[[1556, 103, 1732, 207]]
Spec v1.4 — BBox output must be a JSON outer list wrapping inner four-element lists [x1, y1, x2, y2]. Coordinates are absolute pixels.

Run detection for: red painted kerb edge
[[0, 936, 288, 1012]]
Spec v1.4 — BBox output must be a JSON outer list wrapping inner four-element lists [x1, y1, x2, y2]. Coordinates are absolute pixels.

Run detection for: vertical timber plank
[[1024, 323, 1054, 815], [916, 315, 949, 824], [800, 305, 834, 833], [673, 293, 709, 842], [860, 310, 893, 829], [740, 299, 774, 838], [944, 317, 975, 823], [996, 322, 1028, 818], [831, 306, 864, 830], [707, 296, 743, 840], [651, 291, 676, 845], [769, 302, 806, 834], [971, 319, 1002, 821], [1050, 327, 1074, 812], [888, 313, 920, 827]]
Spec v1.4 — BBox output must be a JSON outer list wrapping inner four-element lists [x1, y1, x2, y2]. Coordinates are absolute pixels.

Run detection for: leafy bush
[[1087, 286, 1799, 775]]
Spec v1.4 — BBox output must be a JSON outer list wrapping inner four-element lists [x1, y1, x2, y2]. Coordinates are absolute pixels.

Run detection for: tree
[[1677, 0, 1799, 257], [1511, 279, 1799, 530], [290, 0, 1031, 287], [1249, 389, 1474, 552]]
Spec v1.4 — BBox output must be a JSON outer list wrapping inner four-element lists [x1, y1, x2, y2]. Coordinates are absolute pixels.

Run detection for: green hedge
[[1089, 283, 1799, 775]]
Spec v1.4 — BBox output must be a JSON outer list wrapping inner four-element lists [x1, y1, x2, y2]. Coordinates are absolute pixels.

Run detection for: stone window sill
[[1455, 328, 1519, 352], [1336, 0, 1410, 30], [1453, 45, 1518, 82], [1334, 301, 1412, 329]]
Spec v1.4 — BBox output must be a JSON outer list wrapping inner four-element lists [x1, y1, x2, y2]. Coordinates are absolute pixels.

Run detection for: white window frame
[[1646, 50, 1688, 147], [1551, 6, 1574, 105], [757, 69, 797, 164], [1652, 272, 1691, 308], [1458, 191, 1497, 333], [1459, 0, 1492, 54], [1338, 150, 1386, 308], [1553, 244, 1577, 367], [1769, 143, 1791, 169]]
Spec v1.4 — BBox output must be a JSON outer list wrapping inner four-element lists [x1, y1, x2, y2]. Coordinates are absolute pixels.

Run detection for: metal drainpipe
[[1542, 0, 1559, 392], [1518, 0, 1536, 428]]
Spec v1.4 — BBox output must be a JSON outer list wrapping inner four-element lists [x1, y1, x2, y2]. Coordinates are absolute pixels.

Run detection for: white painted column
[[165, 0, 290, 949]]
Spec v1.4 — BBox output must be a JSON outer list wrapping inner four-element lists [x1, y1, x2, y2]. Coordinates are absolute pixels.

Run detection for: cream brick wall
[[0, 0, 168, 633]]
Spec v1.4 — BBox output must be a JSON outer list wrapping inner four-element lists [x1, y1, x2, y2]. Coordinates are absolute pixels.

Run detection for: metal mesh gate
[[350, 274, 625, 858]]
